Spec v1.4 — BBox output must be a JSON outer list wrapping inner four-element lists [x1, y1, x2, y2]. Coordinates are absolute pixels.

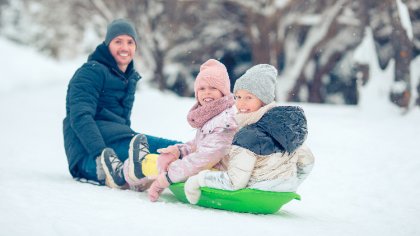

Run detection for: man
[[63, 19, 178, 187]]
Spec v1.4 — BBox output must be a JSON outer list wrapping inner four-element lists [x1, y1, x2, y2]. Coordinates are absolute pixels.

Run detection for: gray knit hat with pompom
[[233, 64, 278, 105]]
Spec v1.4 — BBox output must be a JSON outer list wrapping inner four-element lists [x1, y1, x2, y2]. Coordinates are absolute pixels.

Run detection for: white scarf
[[235, 102, 276, 129]]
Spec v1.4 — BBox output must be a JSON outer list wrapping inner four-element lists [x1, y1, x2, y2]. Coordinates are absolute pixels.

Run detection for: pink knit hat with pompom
[[194, 59, 230, 98]]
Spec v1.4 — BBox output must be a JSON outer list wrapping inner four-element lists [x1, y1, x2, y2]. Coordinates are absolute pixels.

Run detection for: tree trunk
[[244, 12, 278, 65], [153, 46, 166, 90], [403, 0, 420, 107], [389, 1, 412, 108]]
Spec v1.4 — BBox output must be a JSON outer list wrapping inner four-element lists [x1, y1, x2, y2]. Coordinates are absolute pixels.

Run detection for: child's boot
[[100, 148, 127, 188]]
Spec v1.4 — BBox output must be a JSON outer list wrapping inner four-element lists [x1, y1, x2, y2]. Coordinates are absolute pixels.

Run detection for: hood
[[232, 106, 308, 155]]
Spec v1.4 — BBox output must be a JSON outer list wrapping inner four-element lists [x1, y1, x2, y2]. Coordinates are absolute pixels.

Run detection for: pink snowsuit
[[167, 106, 237, 183]]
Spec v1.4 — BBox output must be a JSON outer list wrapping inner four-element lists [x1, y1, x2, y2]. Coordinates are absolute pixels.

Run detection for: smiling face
[[234, 89, 265, 113], [196, 81, 224, 106], [108, 35, 136, 72]]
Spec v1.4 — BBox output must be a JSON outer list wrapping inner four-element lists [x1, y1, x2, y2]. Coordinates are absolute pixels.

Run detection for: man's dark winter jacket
[[63, 43, 141, 177], [233, 106, 307, 155]]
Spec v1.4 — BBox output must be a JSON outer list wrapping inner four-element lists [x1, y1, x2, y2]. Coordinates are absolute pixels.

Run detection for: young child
[[101, 59, 238, 197], [184, 64, 315, 204], [146, 59, 238, 201]]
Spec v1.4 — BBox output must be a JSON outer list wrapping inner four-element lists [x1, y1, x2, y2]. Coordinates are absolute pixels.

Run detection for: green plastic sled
[[168, 182, 301, 214]]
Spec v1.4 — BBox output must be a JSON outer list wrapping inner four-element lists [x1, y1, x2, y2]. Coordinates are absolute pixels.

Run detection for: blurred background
[[0, 0, 419, 109]]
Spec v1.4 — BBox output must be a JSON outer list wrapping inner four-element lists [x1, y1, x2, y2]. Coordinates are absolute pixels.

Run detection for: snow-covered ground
[[1, 37, 420, 236]]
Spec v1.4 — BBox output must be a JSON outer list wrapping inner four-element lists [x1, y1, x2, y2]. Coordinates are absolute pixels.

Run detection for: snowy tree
[[222, 0, 291, 66], [403, 0, 420, 106], [369, 0, 413, 108], [0, 0, 103, 58], [220, 0, 367, 104], [75, 1, 242, 96], [1, 0, 419, 108], [133, 1, 241, 95], [224, 0, 418, 107], [280, 0, 366, 104]]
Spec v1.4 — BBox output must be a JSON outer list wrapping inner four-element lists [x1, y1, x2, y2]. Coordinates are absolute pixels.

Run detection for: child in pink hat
[[183, 64, 314, 205], [100, 59, 237, 193], [145, 59, 238, 201]]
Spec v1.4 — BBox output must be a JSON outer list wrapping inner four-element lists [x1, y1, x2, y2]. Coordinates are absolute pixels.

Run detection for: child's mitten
[[148, 173, 170, 202], [157, 145, 180, 158], [157, 153, 178, 173]]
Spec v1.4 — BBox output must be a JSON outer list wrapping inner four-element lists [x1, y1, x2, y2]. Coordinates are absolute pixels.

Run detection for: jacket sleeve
[[68, 64, 106, 157], [167, 127, 234, 183], [175, 139, 196, 158], [295, 144, 315, 184], [196, 146, 256, 190]]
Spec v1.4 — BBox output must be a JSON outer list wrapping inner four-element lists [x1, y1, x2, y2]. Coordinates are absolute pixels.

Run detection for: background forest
[[0, 0, 419, 109]]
